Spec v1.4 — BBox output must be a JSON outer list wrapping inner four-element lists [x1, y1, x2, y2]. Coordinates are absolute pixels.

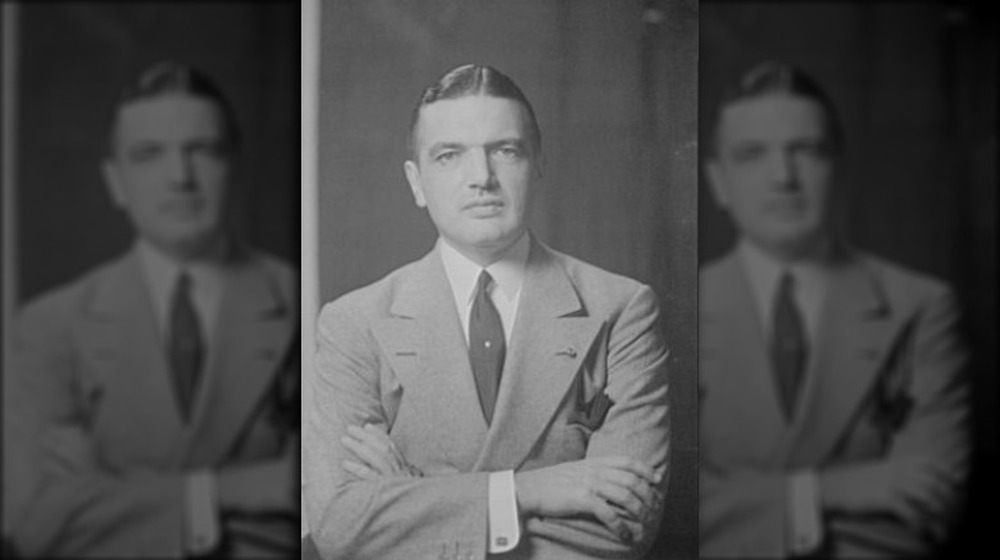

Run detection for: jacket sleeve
[[817, 285, 970, 556], [511, 284, 671, 559], [699, 285, 970, 558], [304, 298, 490, 560], [4, 303, 190, 558]]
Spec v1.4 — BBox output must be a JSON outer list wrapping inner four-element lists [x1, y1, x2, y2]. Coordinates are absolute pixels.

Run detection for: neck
[[752, 234, 830, 266], [144, 233, 230, 266], [444, 232, 527, 268]]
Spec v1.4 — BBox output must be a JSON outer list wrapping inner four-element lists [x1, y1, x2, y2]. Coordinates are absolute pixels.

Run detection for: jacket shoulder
[[12, 256, 129, 343], [318, 256, 425, 320], [543, 245, 653, 312], [857, 251, 956, 306]]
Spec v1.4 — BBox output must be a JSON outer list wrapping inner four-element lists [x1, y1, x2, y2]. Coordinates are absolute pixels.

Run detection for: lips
[[764, 197, 806, 216], [161, 198, 205, 217], [463, 199, 504, 211]]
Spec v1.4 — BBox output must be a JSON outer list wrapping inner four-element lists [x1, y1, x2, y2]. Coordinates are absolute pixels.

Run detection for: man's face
[[104, 94, 232, 260], [404, 95, 541, 262], [707, 93, 837, 260]]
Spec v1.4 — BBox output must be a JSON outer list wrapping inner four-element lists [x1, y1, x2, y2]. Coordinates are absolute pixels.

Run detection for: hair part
[[107, 61, 239, 156], [407, 64, 541, 161], [709, 60, 843, 157]]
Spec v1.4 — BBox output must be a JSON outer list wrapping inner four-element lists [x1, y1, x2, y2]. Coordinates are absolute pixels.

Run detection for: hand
[[514, 456, 663, 544], [218, 454, 295, 514], [42, 425, 101, 478], [819, 456, 955, 523], [340, 423, 423, 480]]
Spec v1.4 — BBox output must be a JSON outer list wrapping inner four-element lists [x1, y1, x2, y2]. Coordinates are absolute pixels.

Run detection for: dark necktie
[[771, 272, 807, 420], [469, 271, 505, 424], [169, 272, 204, 422]]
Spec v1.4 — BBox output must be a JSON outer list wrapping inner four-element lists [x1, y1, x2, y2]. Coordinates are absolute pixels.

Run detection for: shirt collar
[[136, 239, 228, 289], [738, 237, 829, 325], [439, 233, 530, 307]]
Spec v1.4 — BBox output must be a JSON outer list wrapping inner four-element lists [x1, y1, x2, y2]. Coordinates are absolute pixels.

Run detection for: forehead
[[717, 93, 828, 145], [413, 95, 530, 149], [114, 94, 224, 144]]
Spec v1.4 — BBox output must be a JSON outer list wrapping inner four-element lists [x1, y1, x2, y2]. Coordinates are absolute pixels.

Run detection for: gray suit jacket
[[699, 245, 969, 558], [3, 245, 299, 558], [304, 238, 671, 559]]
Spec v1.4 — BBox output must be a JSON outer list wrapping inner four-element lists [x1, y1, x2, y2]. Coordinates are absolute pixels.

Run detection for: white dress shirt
[[135, 240, 227, 555], [738, 239, 829, 555], [438, 234, 529, 555]]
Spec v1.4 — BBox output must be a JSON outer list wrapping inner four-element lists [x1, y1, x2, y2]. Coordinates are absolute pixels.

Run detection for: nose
[[463, 147, 496, 191], [770, 149, 799, 191], [166, 151, 196, 190]]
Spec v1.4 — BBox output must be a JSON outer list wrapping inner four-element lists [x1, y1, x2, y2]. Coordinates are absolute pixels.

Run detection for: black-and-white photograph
[[698, 2, 996, 558], [1, 2, 298, 557], [301, 1, 697, 558]]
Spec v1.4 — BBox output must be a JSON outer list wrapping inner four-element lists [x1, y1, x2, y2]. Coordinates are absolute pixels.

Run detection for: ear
[[403, 159, 427, 208], [531, 151, 545, 182], [102, 159, 128, 209], [704, 158, 731, 210]]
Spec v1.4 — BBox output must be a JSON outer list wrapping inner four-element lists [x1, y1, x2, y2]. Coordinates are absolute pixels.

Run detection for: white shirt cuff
[[185, 470, 220, 555], [488, 470, 521, 553], [788, 470, 822, 554]]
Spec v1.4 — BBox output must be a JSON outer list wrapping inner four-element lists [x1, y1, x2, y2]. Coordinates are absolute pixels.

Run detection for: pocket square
[[568, 391, 614, 431]]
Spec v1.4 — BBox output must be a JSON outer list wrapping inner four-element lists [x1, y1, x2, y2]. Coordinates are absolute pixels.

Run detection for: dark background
[[8, 1, 298, 306], [316, 0, 698, 557], [700, 1, 997, 556]]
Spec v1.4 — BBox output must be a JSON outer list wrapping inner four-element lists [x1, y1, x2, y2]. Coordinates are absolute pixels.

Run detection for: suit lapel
[[184, 249, 293, 465], [475, 240, 602, 472], [787, 250, 894, 466], [371, 249, 489, 469], [701, 253, 790, 467], [80, 253, 184, 465]]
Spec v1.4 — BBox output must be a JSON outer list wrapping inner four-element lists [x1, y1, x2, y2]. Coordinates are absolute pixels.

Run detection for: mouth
[[463, 199, 505, 216], [764, 198, 806, 217], [161, 198, 205, 218]]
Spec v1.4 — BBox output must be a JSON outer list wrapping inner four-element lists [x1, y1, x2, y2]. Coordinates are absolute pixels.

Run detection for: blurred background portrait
[[2, 1, 298, 557], [699, 1, 995, 558], [301, 0, 697, 558]]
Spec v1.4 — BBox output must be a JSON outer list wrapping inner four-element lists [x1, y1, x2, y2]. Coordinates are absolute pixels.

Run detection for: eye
[[127, 144, 163, 163], [190, 141, 227, 160], [793, 141, 829, 160], [493, 145, 524, 162], [434, 150, 460, 165], [730, 144, 765, 163]]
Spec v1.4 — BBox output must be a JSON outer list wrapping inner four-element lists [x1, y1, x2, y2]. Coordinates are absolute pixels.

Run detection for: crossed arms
[[700, 286, 969, 557], [304, 284, 671, 559], [3, 303, 299, 557]]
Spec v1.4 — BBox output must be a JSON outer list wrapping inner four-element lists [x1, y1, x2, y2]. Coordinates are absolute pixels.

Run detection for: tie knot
[[476, 270, 495, 296]]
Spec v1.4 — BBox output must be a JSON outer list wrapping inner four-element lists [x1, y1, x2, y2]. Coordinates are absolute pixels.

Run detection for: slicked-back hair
[[407, 64, 541, 161], [108, 61, 240, 156], [708, 61, 843, 157]]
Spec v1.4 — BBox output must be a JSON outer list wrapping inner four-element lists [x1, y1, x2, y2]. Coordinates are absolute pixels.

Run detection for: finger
[[594, 480, 645, 521], [591, 498, 634, 545], [347, 425, 392, 454], [341, 435, 395, 475], [343, 459, 379, 481], [359, 424, 412, 468], [599, 468, 659, 513], [594, 456, 660, 485]]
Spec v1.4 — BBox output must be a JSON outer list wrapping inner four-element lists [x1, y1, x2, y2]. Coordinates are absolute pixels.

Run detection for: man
[[2, 62, 299, 557], [304, 64, 671, 559], [698, 61, 970, 557]]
